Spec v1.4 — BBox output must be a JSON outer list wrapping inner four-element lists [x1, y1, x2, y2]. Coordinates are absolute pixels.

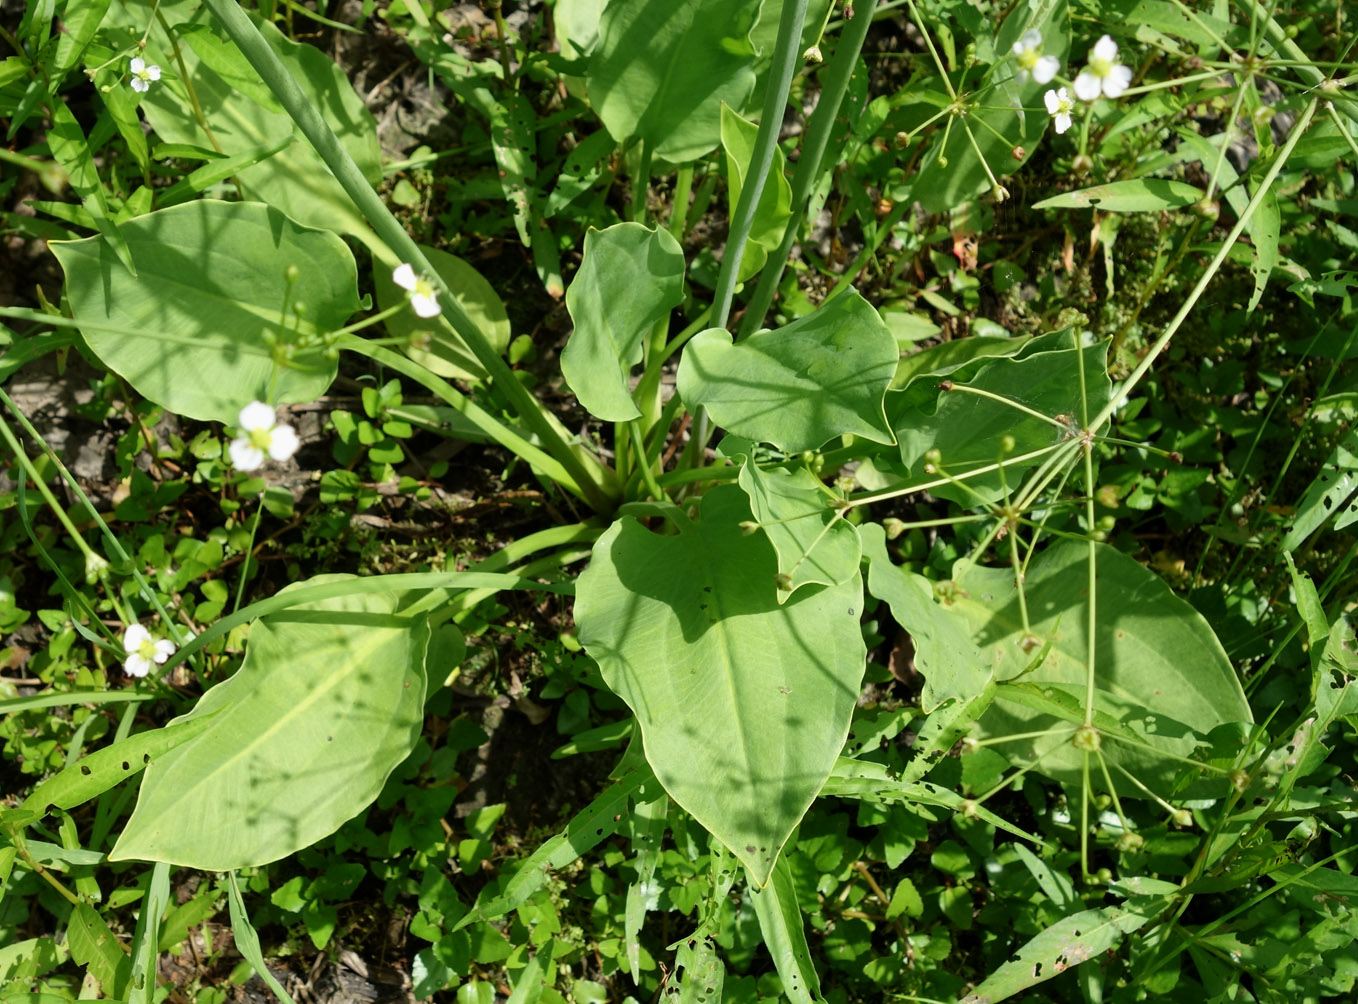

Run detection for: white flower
[[1011, 29, 1060, 85], [129, 56, 161, 94], [1044, 87, 1075, 134], [393, 263, 441, 319], [228, 401, 300, 470], [1073, 35, 1133, 101], [123, 624, 175, 678]]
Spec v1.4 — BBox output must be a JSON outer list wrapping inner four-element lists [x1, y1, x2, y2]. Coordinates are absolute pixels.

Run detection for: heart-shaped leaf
[[863, 525, 1251, 795], [678, 290, 897, 453], [575, 485, 866, 883], [52, 199, 357, 424], [562, 223, 685, 421]]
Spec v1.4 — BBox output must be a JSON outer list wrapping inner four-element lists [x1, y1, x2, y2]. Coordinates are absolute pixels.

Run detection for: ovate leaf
[[587, 0, 759, 163], [721, 104, 792, 281], [52, 200, 357, 424], [678, 290, 897, 453], [892, 334, 1109, 505], [562, 223, 685, 422], [864, 526, 1252, 795], [111, 577, 429, 869], [575, 485, 866, 884], [729, 438, 860, 599]]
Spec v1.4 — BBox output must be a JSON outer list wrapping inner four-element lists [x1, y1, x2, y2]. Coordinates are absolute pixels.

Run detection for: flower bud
[[1192, 197, 1220, 222], [1011, 146, 1025, 161], [739, 520, 761, 536], [85, 551, 111, 585], [1071, 154, 1094, 175], [284, 264, 301, 283], [991, 184, 1011, 204], [804, 45, 823, 63], [924, 448, 943, 466], [1000, 435, 1016, 454], [1116, 832, 1145, 853], [883, 517, 906, 540], [1171, 808, 1194, 828], [1072, 724, 1102, 752], [774, 572, 794, 592]]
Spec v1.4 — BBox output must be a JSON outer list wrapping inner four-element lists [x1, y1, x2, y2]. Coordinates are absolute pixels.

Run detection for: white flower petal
[[237, 400, 275, 432], [1103, 65, 1133, 98], [267, 424, 300, 461], [130, 57, 146, 74], [124, 653, 152, 677], [1021, 29, 1043, 50], [1015, 68, 1030, 85], [229, 438, 265, 471], [146, 64, 161, 81], [410, 292, 442, 318], [152, 639, 176, 664], [1055, 112, 1072, 134], [131, 77, 148, 93], [1092, 34, 1119, 63], [392, 263, 417, 291], [1073, 72, 1102, 102], [1033, 55, 1060, 84], [1044, 89, 1060, 114], [123, 623, 151, 653]]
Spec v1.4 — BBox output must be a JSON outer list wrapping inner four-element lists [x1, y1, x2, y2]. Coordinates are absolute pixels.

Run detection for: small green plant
[[2, 0, 1356, 1001]]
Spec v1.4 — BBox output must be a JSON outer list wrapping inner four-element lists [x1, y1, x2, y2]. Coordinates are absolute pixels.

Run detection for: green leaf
[[587, 0, 759, 163], [375, 246, 511, 382], [575, 485, 867, 884], [110, 576, 429, 869], [892, 334, 1109, 505], [959, 899, 1164, 1003], [46, 96, 135, 274], [1245, 186, 1280, 312], [134, 12, 380, 238], [51, 199, 357, 424], [67, 903, 130, 999], [1284, 552, 1329, 679], [721, 104, 792, 281], [21, 713, 217, 814], [732, 444, 860, 599], [227, 872, 299, 1004], [678, 290, 897, 453], [893, 335, 1026, 390], [746, 856, 822, 1003], [562, 223, 686, 422], [863, 525, 1252, 794], [674, 934, 725, 1004], [1032, 178, 1205, 212], [1280, 427, 1358, 549]]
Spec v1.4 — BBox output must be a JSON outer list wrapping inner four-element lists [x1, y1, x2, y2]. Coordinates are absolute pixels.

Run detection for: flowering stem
[[0, 412, 106, 583], [200, 0, 617, 513], [0, 387, 192, 654], [740, 0, 881, 337], [710, 0, 809, 333], [232, 499, 264, 616], [155, 10, 226, 158], [327, 302, 408, 338], [1087, 96, 1320, 432], [904, 0, 956, 99]]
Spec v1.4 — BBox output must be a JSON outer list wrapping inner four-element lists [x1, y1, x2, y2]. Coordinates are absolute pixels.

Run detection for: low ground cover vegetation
[[2, 1, 1357, 1002]]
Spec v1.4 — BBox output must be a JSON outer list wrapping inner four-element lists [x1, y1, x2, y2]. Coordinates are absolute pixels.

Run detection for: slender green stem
[[627, 419, 667, 502], [741, 0, 880, 336], [198, 0, 616, 513], [233, 500, 264, 615], [0, 388, 186, 650], [710, 0, 809, 331], [1088, 97, 1319, 432]]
